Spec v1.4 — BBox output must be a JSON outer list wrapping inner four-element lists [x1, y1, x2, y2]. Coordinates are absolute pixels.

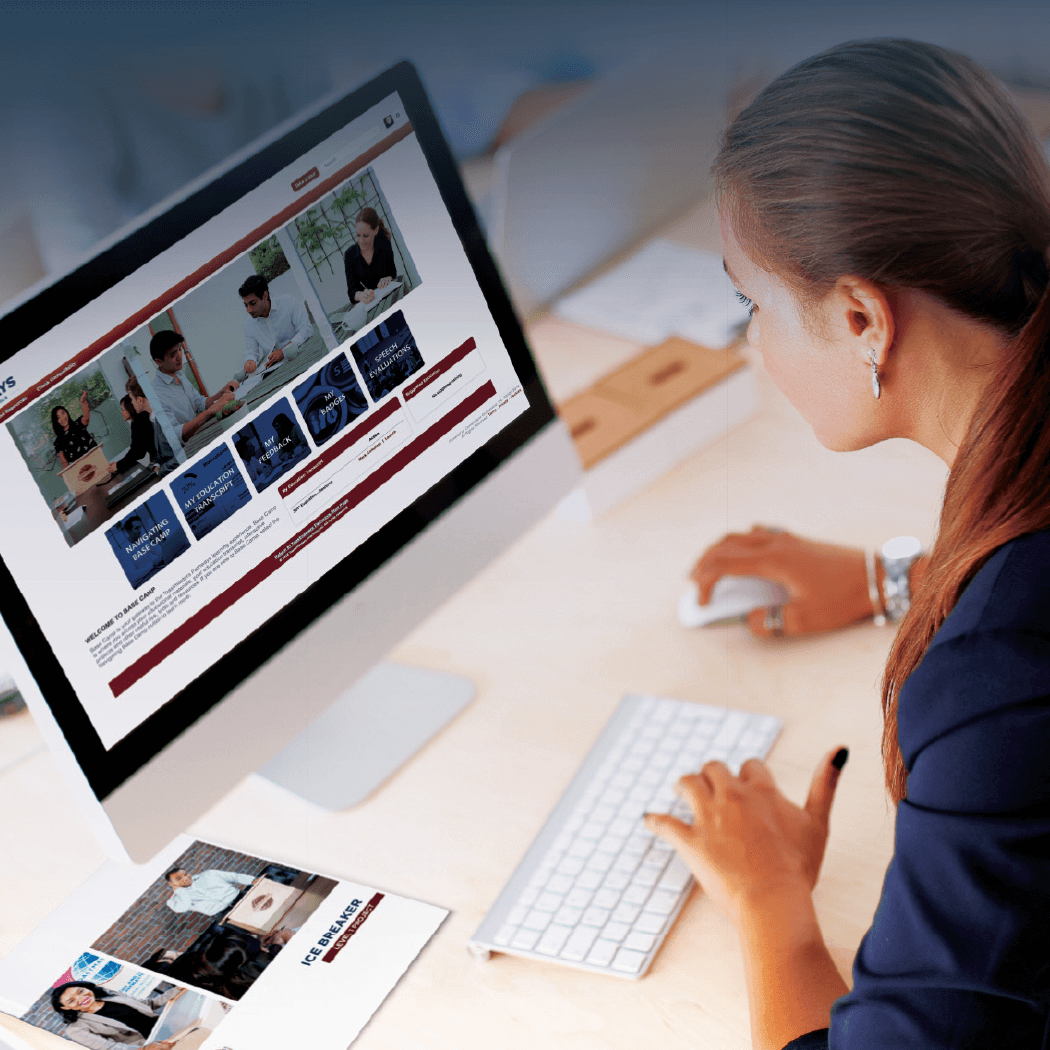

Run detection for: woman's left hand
[[644, 748, 847, 924], [377, 276, 392, 288]]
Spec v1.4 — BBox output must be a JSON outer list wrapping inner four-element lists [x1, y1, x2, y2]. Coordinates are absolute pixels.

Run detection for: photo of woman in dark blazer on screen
[[646, 38, 1050, 1050], [343, 206, 397, 306]]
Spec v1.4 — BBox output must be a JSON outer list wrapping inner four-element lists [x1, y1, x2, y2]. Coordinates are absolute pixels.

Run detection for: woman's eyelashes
[[735, 289, 756, 316]]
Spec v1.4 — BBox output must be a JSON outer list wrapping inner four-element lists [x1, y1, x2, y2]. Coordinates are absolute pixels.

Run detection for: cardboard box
[[557, 337, 755, 520], [223, 878, 302, 936]]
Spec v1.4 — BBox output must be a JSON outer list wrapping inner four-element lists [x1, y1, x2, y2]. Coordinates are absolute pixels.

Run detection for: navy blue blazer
[[786, 530, 1050, 1050]]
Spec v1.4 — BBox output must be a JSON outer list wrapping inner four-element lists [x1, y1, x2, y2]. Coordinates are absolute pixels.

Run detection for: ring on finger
[[764, 605, 785, 637]]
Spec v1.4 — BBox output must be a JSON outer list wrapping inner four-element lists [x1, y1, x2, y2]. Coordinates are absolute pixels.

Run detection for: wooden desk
[[0, 198, 949, 1050]]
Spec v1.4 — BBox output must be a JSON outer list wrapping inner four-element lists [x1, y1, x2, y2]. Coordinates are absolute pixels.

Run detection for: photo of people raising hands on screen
[[51, 389, 96, 468], [6, 354, 174, 548]]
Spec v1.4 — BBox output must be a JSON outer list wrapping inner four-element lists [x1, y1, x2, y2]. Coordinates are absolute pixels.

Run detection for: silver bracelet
[[865, 548, 887, 627]]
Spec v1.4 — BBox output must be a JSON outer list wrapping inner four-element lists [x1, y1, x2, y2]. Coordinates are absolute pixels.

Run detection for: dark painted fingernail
[[832, 747, 849, 771]]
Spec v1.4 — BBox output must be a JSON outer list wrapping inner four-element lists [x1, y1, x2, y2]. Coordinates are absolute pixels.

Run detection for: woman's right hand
[[691, 525, 875, 638]]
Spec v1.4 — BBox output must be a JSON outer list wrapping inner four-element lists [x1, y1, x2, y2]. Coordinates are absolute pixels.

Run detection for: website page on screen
[[0, 91, 530, 751]]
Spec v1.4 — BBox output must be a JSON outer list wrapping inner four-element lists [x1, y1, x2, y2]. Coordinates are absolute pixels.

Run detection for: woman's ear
[[834, 276, 895, 369]]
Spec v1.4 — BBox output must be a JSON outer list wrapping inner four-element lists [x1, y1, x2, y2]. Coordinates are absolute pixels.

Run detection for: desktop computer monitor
[[0, 63, 581, 863]]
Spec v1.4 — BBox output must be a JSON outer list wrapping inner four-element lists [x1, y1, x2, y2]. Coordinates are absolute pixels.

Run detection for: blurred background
[[3, 0, 1050, 313]]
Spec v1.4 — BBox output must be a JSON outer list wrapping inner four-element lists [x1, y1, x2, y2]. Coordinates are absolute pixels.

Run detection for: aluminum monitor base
[[258, 661, 475, 809]]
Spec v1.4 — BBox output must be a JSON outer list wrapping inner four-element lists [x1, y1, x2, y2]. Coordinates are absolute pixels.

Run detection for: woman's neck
[[884, 289, 1004, 468]]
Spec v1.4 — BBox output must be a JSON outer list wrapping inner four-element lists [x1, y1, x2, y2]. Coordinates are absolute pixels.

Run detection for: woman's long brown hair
[[714, 39, 1050, 803]]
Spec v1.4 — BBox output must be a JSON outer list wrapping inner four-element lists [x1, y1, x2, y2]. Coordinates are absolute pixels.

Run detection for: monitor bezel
[[0, 62, 558, 800]]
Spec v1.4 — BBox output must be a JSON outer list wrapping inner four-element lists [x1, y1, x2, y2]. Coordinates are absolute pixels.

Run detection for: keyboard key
[[586, 939, 620, 967], [622, 884, 652, 905], [518, 885, 539, 907], [630, 867, 661, 888], [584, 851, 615, 873], [612, 852, 641, 875], [534, 892, 563, 912], [712, 711, 749, 751], [522, 909, 552, 931], [578, 821, 606, 840], [536, 924, 574, 956], [658, 856, 692, 893], [561, 925, 600, 961], [510, 928, 541, 951], [528, 867, 553, 889], [618, 801, 647, 821], [623, 832, 653, 854], [592, 887, 621, 909], [507, 905, 527, 926], [598, 834, 626, 853], [556, 857, 585, 876], [565, 887, 592, 908], [581, 906, 611, 927], [602, 870, 631, 890], [633, 911, 667, 935], [611, 902, 642, 924], [493, 923, 516, 946], [623, 931, 657, 953], [601, 921, 630, 942], [567, 839, 595, 859], [598, 790, 626, 807], [644, 890, 680, 915], [546, 874, 574, 894], [611, 948, 649, 974], [553, 905, 584, 926], [575, 870, 603, 890], [609, 817, 637, 837]]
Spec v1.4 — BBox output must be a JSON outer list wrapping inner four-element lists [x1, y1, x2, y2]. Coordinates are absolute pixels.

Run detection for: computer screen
[[0, 63, 578, 861]]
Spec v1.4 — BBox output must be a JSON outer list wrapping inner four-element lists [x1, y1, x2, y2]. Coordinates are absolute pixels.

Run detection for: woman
[[109, 394, 157, 476], [344, 206, 397, 307], [51, 389, 97, 467], [644, 40, 1050, 1049], [50, 980, 182, 1050]]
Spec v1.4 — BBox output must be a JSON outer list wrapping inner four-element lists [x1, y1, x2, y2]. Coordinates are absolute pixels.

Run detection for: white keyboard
[[469, 694, 781, 978]]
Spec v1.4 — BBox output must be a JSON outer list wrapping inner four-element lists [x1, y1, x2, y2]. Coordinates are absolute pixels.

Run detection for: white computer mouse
[[678, 575, 791, 628]]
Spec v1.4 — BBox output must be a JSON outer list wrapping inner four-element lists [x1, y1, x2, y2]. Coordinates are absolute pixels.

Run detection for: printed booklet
[[0, 836, 447, 1050]]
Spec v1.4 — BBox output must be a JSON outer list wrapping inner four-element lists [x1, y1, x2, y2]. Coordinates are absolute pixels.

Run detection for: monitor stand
[[257, 661, 475, 809]]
